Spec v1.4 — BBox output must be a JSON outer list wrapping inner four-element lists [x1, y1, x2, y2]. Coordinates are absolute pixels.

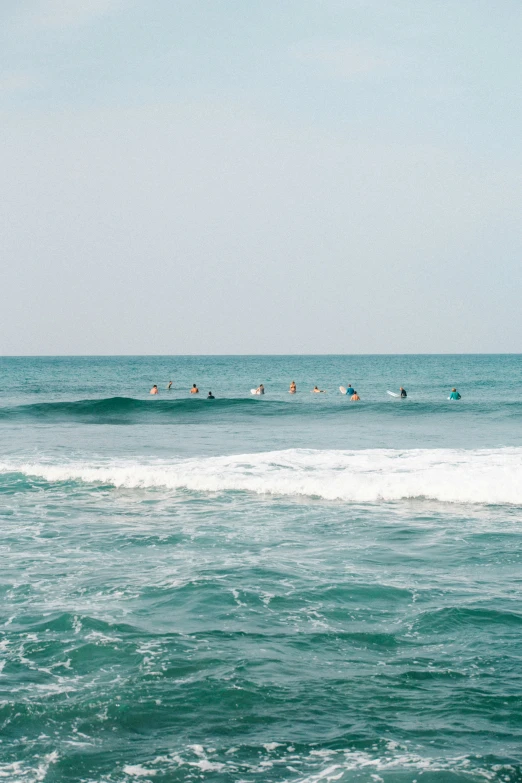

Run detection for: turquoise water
[[1, 355, 522, 782]]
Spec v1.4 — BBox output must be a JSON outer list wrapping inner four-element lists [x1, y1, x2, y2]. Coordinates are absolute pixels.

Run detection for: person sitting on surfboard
[[254, 384, 265, 395], [449, 388, 461, 400], [150, 385, 158, 395], [190, 384, 199, 394], [207, 391, 215, 399], [167, 381, 172, 390], [350, 391, 360, 401], [400, 387, 407, 398], [345, 384, 355, 396], [312, 386, 326, 393], [289, 381, 296, 394]]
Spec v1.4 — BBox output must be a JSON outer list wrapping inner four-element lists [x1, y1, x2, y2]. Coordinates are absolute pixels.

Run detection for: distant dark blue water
[[1, 355, 522, 782]]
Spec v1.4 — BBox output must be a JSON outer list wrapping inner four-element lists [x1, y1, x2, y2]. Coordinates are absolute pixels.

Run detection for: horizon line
[[1, 352, 521, 359]]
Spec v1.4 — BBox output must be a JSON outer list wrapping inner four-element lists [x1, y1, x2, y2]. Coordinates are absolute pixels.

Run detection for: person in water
[[150, 385, 158, 395], [190, 384, 199, 394], [254, 384, 265, 395], [345, 384, 355, 396], [449, 388, 461, 400], [312, 386, 326, 393], [350, 390, 360, 401], [400, 387, 407, 398], [167, 381, 172, 390], [207, 391, 215, 399], [289, 381, 296, 394]]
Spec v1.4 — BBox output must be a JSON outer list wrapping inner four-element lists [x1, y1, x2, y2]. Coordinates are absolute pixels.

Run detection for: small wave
[[414, 605, 522, 632], [0, 396, 284, 422], [2, 396, 522, 424], [1, 447, 522, 505]]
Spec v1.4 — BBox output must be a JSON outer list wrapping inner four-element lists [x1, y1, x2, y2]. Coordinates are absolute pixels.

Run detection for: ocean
[[1, 354, 521, 783]]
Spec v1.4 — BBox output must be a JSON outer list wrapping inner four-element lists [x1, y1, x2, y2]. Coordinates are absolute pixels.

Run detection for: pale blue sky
[[1, 0, 521, 354]]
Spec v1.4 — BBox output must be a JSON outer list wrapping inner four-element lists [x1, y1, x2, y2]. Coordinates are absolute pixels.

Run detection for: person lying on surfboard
[[312, 386, 326, 393]]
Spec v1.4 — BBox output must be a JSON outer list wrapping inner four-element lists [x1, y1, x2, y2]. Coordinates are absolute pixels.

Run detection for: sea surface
[[1, 355, 522, 783]]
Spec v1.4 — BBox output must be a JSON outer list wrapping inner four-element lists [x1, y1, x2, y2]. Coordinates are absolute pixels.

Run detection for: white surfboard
[[387, 390, 400, 397], [251, 389, 260, 395], [339, 386, 347, 395]]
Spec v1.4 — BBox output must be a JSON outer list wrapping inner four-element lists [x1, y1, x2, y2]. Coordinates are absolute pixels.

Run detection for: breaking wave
[[1, 447, 522, 505]]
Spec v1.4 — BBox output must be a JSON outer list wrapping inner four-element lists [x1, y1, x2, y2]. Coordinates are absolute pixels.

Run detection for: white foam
[[123, 765, 156, 777], [2, 447, 522, 505], [114, 746, 509, 783]]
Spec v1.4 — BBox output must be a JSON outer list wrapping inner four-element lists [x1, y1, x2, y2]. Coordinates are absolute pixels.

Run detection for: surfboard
[[251, 389, 260, 395], [339, 386, 347, 395], [387, 390, 400, 397]]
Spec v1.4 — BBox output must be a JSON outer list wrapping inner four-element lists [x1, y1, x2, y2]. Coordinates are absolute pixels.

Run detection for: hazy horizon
[[1, 1, 521, 355], [2, 351, 522, 358]]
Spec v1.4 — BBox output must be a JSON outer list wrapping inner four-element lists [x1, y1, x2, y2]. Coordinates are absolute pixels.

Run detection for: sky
[[1, 0, 521, 355]]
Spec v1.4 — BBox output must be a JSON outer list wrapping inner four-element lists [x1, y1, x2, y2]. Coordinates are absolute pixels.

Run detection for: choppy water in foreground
[[1, 355, 522, 783]]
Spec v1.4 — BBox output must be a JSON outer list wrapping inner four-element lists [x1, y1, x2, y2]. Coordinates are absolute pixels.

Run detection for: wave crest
[[3, 396, 522, 424], [0, 396, 279, 422], [1, 448, 522, 505]]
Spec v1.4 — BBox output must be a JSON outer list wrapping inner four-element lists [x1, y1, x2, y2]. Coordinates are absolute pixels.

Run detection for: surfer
[[449, 388, 461, 400], [312, 386, 326, 393], [400, 387, 407, 398], [345, 384, 355, 396], [350, 390, 360, 401], [207, 391, 215, 399], [150, 385, 158, 395], [167, 381, 172, 390], [190, 384, 199, 394], [254, 384, 265, 395], [289, 381, 296, 394]]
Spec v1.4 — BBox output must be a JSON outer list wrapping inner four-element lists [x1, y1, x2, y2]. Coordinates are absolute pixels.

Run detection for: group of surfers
[[150, 383, 214, 398], [150, 382, 462, 400]]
